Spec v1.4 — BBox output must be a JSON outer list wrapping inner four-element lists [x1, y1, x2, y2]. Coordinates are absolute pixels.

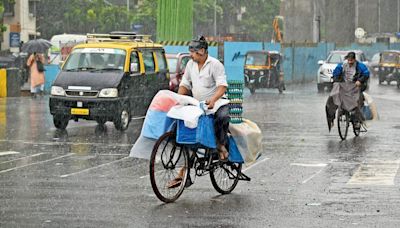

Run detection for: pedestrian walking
[[27, 52, 45, 98]]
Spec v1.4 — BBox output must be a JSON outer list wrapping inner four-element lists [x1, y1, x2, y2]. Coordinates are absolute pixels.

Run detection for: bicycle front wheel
[[337, 110, 349, 140], [210, 161, 241, 194], [149, 131, 189, 203]]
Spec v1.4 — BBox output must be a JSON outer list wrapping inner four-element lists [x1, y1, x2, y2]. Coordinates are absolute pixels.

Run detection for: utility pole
[[355, 0, 359, 28], [398, 0, 400, 32], [378, 0, 381, 33], [213, 0, 217, 37], [127, 0, 130, 31]]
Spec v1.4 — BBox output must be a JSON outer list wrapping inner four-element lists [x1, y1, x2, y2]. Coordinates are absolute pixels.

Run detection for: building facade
[[2, 0, 39, 52]]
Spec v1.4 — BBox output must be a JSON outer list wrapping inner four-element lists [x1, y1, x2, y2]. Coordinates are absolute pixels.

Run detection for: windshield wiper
[[65, 67, 96, 72], [91, 67, 123, 72]]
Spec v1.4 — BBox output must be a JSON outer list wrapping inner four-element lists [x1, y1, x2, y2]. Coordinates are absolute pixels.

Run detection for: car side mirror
[[318, 60, 324, 65], [130, 62, 138, 72]]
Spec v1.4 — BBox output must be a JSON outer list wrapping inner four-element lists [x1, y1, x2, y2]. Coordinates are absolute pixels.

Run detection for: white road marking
[[302, 168, 326, 184], [60, 156, 129, 178], [347, 160, 400, 185], [242, 157, 271, 172], [0, 153, 45, 165], [0, 153, 74, 174], [290, 163, 327, 167], [0, 151, 20, 156], [290, 163, 328, 184], [0, 139, 132, 147]]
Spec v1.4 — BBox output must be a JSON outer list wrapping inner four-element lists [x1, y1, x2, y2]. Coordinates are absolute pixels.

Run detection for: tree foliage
[[36, 0, 280, 41], [194, 0, 280, 41], [37, 0, 156, 39]]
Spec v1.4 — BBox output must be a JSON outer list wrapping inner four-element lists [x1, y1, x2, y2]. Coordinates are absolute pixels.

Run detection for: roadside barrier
[[0, 68, 21, 97]]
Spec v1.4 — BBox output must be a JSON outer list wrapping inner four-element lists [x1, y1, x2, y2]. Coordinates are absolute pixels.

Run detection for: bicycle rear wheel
[[210, 161, 241, 194], [337, 110, 349, 140], [353, 122, 361, 136], [149, 131, 189, 203]]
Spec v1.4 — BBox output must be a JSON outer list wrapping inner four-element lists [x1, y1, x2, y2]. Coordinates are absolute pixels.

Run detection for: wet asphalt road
[[1, 77, 400, 227]]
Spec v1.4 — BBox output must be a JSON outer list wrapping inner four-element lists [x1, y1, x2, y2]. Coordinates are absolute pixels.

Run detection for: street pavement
[[1, 77, 400, 227]]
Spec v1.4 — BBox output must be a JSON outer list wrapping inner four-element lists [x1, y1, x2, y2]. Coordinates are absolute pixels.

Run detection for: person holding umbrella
[[26, 52, 45, 98], [22, 39, 52, 98]]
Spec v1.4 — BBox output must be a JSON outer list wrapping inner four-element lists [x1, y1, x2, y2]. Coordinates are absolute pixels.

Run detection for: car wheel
[[53, 115, 69, 130], [378, 77, 384, 85], [249, 87, 255, 94], [95, 118, 106, 125], [278, 81, 284, 94], [114, 105, 130, 131], [317, 83, 324, 93]]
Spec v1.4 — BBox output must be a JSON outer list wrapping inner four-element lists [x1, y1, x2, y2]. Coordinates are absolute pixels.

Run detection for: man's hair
[[345, 51, 356, 60], [188, 35, 208, 51]]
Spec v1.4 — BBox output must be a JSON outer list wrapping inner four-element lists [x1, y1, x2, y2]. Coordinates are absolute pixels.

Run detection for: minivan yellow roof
[[73, 41, 163, 51]]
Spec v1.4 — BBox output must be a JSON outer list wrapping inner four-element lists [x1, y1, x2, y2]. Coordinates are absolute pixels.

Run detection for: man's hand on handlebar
[[355, 81, 361, 87], [205, 99, 216, 109]]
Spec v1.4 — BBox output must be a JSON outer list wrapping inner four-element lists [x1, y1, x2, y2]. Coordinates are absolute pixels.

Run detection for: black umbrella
[[21, 39, 52, 53]]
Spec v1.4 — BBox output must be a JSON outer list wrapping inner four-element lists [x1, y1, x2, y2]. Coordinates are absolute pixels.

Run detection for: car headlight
[[51, 86, 65, 96], [260, 71, 264, 76], [99, 88, 118, 97]]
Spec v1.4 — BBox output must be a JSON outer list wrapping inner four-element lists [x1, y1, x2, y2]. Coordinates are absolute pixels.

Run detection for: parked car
[[166, 53, 190, 92], [49, 32, 169, 131], [317, 50, 369, 92]]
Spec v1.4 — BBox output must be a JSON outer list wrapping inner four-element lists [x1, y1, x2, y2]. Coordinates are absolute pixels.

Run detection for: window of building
[[3, 0, 15, 17], [29, 0, 38, 17]]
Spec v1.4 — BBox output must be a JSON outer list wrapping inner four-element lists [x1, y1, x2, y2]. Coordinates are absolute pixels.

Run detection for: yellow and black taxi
[[377, 50, 400, 87], [244, 50, 285, 94], [49, 32, 169, 130]]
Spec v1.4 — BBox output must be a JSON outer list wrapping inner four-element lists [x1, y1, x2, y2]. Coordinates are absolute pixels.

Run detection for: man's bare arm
[[206, 85, 227, 109], [178, 86, 190, 95]]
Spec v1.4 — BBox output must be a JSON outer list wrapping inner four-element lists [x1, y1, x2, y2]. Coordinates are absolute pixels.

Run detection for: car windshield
[[166, 57, 178, 73], [327, 53, 361, 63], [63, 48, 126, 71], [245, 53, 268, 66], [381, 53, 399, 63]]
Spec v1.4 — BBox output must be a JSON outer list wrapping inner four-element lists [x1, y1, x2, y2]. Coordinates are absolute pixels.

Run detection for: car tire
[[317, 83, 324, 93], [278, 81, 284, 94], [249, 87, 255, 94], [53, 115, 69, 130], [95, 118, 106, 125], [114, 105, 130, 131]]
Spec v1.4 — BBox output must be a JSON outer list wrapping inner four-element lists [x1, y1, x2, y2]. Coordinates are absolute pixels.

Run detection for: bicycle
[[149, 123, 250, 203], [337, 107, 367, 140]]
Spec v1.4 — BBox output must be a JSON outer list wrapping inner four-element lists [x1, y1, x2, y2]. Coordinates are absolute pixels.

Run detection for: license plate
[[250, 79, 255, 83], [71, 108, 89, 115]]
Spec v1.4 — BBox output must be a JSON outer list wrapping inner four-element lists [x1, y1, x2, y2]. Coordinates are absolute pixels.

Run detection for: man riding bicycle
[[167, 35, 230, 188], [328, 51, 370, 130]]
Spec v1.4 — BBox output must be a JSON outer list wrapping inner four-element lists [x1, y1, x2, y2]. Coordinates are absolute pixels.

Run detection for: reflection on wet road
[[1, 78, 400, 227]]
